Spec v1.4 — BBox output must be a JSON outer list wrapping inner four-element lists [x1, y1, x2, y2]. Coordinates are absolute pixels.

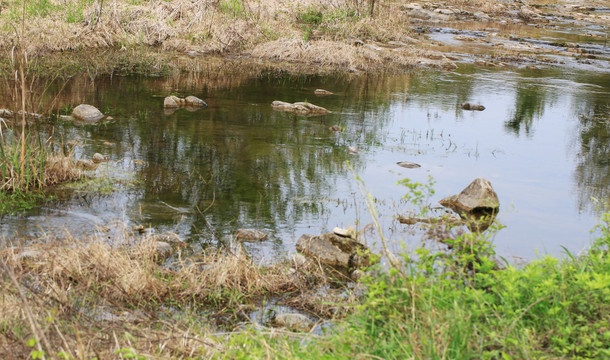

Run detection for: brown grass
[[0, 0, 509, 72], [0, 233, 357, 358]]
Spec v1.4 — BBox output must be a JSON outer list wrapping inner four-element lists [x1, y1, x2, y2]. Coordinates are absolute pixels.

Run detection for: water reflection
[[0, 64, 608, 260], [574, 104, 610, 212]]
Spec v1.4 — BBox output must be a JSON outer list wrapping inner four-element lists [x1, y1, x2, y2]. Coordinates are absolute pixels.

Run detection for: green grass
[[0, 189, 47, 214], [219, 211, 610, 359]]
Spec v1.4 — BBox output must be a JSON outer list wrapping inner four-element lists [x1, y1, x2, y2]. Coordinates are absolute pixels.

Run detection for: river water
[[1, 63, 609, 263]]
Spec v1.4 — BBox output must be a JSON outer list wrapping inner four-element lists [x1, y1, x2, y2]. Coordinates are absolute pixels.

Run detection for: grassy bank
[[222, 212, 610, 360], [1, 211, 608, 358]]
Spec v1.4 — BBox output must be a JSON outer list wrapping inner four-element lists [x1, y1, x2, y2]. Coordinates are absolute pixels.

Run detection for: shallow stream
[[1, 61, 609, 263]]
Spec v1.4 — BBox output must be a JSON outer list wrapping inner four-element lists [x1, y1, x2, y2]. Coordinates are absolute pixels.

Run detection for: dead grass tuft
[[0, 233, 358, 357], [251, 39, 422, 71], [43, 153, 82, 186]]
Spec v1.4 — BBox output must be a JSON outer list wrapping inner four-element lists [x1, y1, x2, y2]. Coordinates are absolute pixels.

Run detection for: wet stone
[[439, 177, 500, 214], [72, 104, 104, 123], [272, 313, 314, 332], [92, 153, 109, 163], [185, 96, 207, 107], [397, 161, 421, 169], [296, 233, 372, 268], [314, 89, 333, 96], [152, 241, 173, 261], [236, 229, 267, 242], [164, 96, 179, 108], [461, 103, 486, 111]]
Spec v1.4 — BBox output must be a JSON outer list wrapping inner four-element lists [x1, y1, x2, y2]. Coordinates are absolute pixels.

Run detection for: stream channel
[[2, 60, 608, 264]]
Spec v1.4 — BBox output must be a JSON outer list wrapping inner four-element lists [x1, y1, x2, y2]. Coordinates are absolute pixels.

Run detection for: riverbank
[[0, 0, 608, 76], [1, 211, 608, 359]]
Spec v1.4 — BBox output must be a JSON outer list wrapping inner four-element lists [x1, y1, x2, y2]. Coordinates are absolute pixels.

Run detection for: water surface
[[2, 64, 609, 262]]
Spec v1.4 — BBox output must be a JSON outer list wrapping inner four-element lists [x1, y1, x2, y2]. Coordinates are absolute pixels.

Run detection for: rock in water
[[439, 178, 499, 214], [185, 96, 207, 107], [273, 313, 314, 332], [314, 89, 333, 96], [461, 103, 485, 111], [236, 229, 267, 242], [164, 96, 179, 108], [72, 104, 104, 123], [397, 161, 421, 169], [271, 101, 331, 116], [296, 233, 372, 268], [92, 153, 109, 163], [347, 146, 359, 154]]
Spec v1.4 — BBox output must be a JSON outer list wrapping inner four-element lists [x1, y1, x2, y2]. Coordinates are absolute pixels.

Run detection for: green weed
[[219, 0, 249, 19]]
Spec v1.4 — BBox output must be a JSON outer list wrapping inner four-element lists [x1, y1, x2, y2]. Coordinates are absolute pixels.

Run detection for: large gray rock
[[439, 178, 499, 214], [72, 104, 104, 123], [272, 313, 314, 332], [296, 233, 372, 268]]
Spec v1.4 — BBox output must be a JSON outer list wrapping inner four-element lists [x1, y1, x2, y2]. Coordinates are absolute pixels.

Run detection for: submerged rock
[[271, 101, 331, 116], [397, 161, 421, 169], [314, 89, 333, 96], [296, 233, 372, 268], [272, 313, 314, 332], [72, 104, 104, 123], [439, 178, 500, 214], [461, 103, 486, 111], [347, 146, 359, 154], [236, 229, 267, 242], [75, 159, 98, 170], [329, 125, 342, 132]]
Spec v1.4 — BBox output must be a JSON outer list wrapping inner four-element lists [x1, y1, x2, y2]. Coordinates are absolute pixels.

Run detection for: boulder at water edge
[[296, 233, 373, 268], [72, 104, 104, 123], [439, 178, 499, 214], [236, 229, 267, 242]]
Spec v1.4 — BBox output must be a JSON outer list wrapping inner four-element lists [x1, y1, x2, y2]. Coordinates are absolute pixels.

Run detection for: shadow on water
[[0, 64, 609, 261]]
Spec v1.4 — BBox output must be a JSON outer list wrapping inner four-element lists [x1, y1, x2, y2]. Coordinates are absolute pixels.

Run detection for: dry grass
[[0, 0, 512, 72], [0, 232, 357, 358]]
